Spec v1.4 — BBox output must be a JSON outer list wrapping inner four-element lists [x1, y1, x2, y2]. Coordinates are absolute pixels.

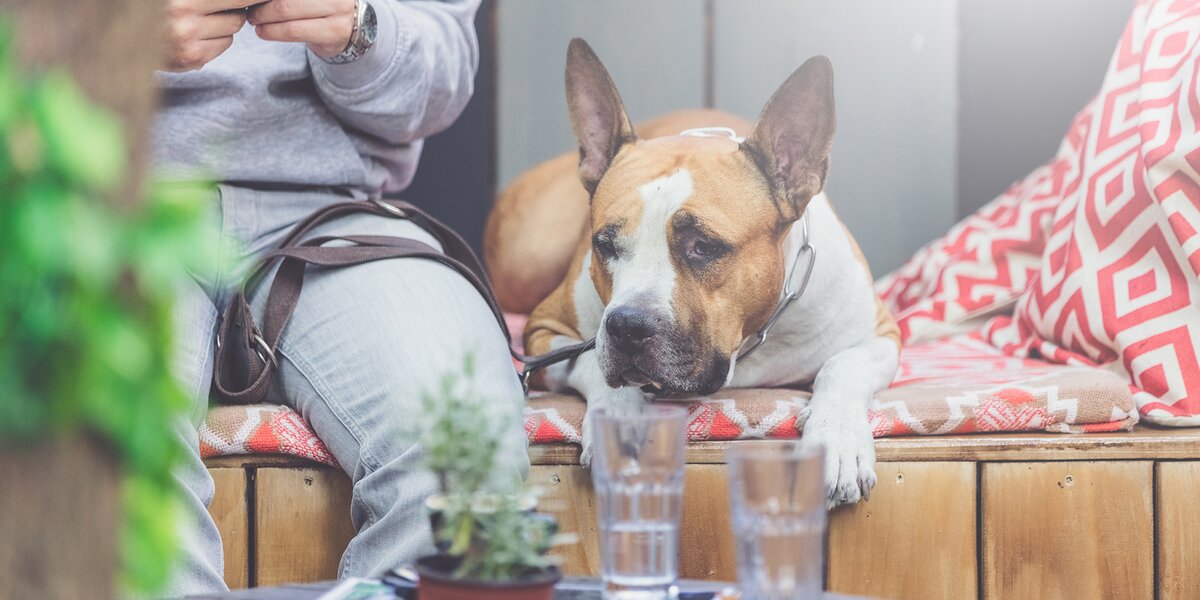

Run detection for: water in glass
[[591, 404, 688, 599]]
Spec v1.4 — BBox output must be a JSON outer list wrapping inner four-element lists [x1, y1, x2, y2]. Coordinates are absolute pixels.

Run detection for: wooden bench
[[204, 426, 1200, 600]]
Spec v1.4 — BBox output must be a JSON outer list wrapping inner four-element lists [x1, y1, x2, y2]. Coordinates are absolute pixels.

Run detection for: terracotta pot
[[415, 555, 561, 600]]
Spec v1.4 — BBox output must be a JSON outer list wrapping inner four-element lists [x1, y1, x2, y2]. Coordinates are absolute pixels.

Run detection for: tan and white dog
[[486, 39, 900, 506]]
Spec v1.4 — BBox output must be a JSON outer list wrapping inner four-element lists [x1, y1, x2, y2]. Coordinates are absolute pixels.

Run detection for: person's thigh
[[249, 212, 529, 577]]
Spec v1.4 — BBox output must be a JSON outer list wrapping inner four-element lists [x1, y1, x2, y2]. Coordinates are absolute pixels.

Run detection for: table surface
[[185, 580, 871, 599]]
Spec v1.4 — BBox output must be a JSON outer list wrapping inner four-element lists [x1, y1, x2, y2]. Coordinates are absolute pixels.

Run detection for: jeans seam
[[276, 345, 383, 579], [277, 344, 385, 474], [191, 308, 218, 424]]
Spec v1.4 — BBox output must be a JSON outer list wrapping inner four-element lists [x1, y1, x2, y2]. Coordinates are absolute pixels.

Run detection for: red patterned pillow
[[984, 0, 1200, 425], [877, 119, 1086, 344], [882, 0, 1200, 425]]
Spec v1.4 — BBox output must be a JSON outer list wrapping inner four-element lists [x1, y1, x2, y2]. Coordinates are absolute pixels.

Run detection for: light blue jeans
[[163, 184, 529, 596]]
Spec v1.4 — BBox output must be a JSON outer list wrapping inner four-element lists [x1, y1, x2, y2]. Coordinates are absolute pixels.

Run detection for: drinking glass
[[726, 441, 826, 600], [590, 404, 688, 599]]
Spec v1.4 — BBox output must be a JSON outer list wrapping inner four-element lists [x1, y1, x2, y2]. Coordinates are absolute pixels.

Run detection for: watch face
[[362, 3, 378, 45]]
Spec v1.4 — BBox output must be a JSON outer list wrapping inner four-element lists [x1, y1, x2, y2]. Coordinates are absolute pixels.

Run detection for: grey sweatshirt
[[153, 0, 480, 193]]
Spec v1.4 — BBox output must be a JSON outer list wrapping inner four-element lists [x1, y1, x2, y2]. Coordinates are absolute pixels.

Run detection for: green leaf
[[63, 195, 121, 288], [30, 72, 125, 191]]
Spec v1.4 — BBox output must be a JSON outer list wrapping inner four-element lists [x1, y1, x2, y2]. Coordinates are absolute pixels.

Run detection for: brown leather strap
[[212, 198, 593, 404]]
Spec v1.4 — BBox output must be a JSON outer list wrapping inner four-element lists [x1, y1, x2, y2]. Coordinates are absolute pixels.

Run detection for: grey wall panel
[[713, 0, 959, 276], [496, 0, 706, 189], [958, 0, 1132, 217]]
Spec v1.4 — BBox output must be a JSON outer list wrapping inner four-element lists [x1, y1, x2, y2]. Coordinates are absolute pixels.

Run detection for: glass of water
[[726, 441, 826, 600], [590, 404, 688, 599]]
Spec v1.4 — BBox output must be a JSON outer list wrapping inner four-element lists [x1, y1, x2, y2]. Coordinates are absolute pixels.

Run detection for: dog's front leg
[[547, 336, 649, 467], [801, 336, 898, 508]]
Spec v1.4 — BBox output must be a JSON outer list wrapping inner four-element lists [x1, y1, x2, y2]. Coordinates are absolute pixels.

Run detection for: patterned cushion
[[200, 335, 1136, 466], [881, 0, 1200, 426]]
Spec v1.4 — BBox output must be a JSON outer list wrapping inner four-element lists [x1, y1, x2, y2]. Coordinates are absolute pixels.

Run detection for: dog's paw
[[579, 437, 594, 469], [800, 418, 877, 509], [578, 412, 595, 469]]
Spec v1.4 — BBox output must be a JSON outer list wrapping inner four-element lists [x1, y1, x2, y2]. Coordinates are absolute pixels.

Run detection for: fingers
[[163, 36, 235, 72], [167, 0, 256, 18], [255, 15, 351, 48], [196, 10, 249, 39], [202, 0, 262, 13], [248, 0, 353, 25], [164, 11, 244, 56]]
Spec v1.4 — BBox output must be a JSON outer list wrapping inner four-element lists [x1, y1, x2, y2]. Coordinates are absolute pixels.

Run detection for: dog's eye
[[692, 240, 718, 257], [689, 238, 725, 261], [593, 234, 617, 260]]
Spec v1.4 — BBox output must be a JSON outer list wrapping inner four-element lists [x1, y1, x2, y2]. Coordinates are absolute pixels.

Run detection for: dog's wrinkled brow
[[595, 220, 623, 238], [671, 211, 728, 244]]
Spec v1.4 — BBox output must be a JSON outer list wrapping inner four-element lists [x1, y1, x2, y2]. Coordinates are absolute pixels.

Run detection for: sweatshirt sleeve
[[308, 0, 480, 145]]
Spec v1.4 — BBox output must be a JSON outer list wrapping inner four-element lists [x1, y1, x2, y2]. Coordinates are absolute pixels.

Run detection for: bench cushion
[[199, 334, 1136, 466]]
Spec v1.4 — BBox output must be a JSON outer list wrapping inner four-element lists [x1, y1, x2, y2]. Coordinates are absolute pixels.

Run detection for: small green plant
[[0, 24, 219, 594], [419, 355, 571, 581]]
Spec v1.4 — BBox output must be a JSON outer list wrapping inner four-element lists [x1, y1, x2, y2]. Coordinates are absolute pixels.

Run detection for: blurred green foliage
[[0, 26, 219, 594]]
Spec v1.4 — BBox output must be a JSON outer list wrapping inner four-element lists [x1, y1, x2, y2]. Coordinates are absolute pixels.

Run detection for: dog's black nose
[[605, 306, 658, 354]]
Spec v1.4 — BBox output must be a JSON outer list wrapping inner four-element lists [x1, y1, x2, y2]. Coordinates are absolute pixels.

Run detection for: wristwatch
[[324, 0, 378, 64]]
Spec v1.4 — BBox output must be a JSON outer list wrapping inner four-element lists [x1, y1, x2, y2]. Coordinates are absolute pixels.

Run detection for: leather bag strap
[[212, 198, 593, 404]]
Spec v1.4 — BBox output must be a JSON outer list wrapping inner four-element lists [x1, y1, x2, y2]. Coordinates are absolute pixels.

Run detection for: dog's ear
[[565, 38, 636, 196], [742, 55, 836, 221]]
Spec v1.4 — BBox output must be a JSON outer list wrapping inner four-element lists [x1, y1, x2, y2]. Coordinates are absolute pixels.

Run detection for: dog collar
[[735, 211, 816, 360], [677, 127, 818, 359]]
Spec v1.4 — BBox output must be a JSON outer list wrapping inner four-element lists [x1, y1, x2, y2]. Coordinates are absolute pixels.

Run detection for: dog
[[486, 39, 900, 506]]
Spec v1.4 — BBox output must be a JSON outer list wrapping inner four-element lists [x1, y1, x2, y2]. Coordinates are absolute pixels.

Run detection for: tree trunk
[[0, 436, 122, 599], [2, 0, 164, 209], [0, 2, 163, 598]]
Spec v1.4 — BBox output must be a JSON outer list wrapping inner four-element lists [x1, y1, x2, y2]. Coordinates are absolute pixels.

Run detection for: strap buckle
[[251, 331, 277, 368], [214, 322, 276, 368], [370, 197, 408, 219]]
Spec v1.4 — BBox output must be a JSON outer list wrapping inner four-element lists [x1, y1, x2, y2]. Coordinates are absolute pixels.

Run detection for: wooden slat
[[678, 465, 737, 581], [530, 465, 600, 576], [1157, 462, 1200, 600], [527, 426, 1200, 465], [828, 462, 976, 600], [982, 462, 1153, 600], [254, 468, 355, 587], [208, 468, 250, 590], [531, 465, 737, 581]]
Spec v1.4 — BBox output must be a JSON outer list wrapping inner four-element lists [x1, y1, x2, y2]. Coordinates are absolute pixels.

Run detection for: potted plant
[[414, 356, 571, 600], [0, 23, 218, 597]]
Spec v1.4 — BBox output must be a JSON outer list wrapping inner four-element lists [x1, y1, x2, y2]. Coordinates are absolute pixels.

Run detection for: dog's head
[[564, 39, 835, 395]]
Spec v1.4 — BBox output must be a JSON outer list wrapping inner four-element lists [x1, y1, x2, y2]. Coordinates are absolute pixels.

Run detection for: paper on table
[[315, 577, 396, 600]]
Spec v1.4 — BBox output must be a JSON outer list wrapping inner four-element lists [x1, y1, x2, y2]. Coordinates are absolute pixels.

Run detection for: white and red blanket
[[879, 0, 1200, 426]]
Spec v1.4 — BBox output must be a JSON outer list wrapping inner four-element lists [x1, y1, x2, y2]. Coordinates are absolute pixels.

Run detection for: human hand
[[248, 0, 357, 60], [163, 0, 254, 72]]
